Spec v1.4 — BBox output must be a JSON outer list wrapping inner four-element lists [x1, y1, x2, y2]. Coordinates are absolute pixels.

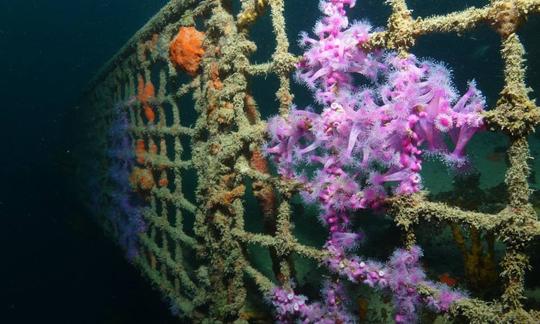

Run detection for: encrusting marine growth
[[265, 0, 484, 322]]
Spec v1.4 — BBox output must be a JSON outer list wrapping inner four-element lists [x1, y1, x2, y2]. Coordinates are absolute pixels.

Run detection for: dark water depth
[[0, 0, 180, 323]]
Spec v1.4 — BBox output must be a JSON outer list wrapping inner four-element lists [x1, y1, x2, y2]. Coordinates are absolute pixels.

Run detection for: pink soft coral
[[266, 0, 477, 322]]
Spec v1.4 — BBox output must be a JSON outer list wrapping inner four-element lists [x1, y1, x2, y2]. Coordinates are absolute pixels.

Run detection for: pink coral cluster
[[272, 245, 464, 323], [265, 0, 478, 322], [329, 245, 464, 323], [270, 281, 353, 324], [267, 53, 486, 211], [296, 0, 382, 105]]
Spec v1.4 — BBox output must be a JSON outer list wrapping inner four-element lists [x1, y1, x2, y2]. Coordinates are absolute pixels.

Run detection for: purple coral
[[296, 0, 382, 105], [266, 55, 486, 208], [386, 247, 465, 323], [324, 242, 466, 323], [106, 98, 146, 260], [267, 0, 476, 322], [270, 281, 354, 324]]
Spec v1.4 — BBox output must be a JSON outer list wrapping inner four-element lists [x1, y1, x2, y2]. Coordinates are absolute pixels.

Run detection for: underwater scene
[[2, 0, 540, 323]]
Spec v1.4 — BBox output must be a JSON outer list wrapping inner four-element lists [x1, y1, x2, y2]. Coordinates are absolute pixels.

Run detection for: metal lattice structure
[[78, 0, 540, 322]]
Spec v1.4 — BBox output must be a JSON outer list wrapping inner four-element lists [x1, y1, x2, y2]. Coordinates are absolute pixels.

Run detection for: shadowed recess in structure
[[520, 15, 540, 101], [348, 0, 392, 27], [248, 5, 276, 63], [412, 25, 504, 108], [408, 0, 489, 18], [249, 74, 280, 119]]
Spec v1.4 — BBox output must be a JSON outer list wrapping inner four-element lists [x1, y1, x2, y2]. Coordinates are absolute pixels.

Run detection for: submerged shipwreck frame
[[79, 0, 540, 322]]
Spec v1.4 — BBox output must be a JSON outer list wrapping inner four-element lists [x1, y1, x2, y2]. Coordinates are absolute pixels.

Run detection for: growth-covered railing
[[78, 0, 540, 322]]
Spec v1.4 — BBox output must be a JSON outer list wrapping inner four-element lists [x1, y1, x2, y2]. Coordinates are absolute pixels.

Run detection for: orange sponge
[[169, 27, 205, 76], [129, 167, 155, 191], [137, 75, 156, 123]]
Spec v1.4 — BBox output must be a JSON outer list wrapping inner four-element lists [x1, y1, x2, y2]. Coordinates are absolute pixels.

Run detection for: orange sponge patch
[[129, 167, 155, 191], [137, 75, 155, 104], [143, 106, 155, 123], [135, 139, 146, 164], [169, 27, 205, 76], [137, 75, 156, 123], [158, 176, 169, 188]]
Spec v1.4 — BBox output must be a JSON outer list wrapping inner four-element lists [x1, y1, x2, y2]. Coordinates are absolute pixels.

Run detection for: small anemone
[[331, 231, 363, 250]]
